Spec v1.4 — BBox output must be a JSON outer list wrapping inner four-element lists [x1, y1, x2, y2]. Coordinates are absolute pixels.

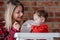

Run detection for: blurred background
[[0, 0, 60, 33], [0, 0, 60, 40]]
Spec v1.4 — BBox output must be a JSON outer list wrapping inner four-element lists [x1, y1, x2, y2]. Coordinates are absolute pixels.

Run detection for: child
[[0, 0, 24, 40], [21, 10, 48, 33], [20, 10, 48, 40], [30, 10, 48, 33]]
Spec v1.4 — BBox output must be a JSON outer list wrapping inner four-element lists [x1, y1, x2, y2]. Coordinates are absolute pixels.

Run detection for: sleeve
[[0, 27, 8, 40], [5, 27, 20, 40]]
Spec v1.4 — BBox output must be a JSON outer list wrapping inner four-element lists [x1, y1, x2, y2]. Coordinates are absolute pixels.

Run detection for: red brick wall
[[0, 0, 60, 32], [0, 1, 5, 18]]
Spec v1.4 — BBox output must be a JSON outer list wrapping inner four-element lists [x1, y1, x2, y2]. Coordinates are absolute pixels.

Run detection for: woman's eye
[[17, 11, 23, 13], [16, 11, 20, 14]]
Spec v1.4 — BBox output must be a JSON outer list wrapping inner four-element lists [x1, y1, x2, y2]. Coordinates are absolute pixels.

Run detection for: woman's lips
[[18, 17, 22, 19]]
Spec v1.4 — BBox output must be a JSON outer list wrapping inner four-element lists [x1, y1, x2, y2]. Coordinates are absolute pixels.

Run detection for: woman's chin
[[16, 19, 21, 22]]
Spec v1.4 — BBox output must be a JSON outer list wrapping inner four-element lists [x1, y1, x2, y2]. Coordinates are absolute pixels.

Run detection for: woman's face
[[13, 6, 23, 22]]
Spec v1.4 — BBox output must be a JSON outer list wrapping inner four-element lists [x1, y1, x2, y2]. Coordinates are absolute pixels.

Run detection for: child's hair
[[34, 10, 48, 22], [5, 0, 24, 31]]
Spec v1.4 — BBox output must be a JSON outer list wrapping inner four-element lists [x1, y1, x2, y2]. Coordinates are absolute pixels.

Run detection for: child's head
[[5, 0, 24, 31], [33, 10, 48, 25]]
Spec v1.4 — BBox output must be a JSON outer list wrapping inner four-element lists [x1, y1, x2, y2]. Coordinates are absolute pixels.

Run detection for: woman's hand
[[13, 22, 20, 30]]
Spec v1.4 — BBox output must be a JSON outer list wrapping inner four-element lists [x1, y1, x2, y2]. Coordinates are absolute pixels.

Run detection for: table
[[14, 33, 60, 40]]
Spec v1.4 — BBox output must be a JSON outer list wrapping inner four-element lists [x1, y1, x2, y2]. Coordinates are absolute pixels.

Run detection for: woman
[[0, 0, 24, 40]]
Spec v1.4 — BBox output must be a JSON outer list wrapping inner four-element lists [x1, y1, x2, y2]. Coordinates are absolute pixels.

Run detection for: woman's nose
[[19, 12, 23, 16]]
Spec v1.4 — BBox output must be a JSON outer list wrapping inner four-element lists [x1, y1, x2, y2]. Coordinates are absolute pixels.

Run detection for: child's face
[[13, 6, 23, 22], [33, 13, 45, 25]]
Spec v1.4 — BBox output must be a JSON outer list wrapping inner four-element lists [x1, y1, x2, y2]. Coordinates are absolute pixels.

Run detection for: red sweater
[[31, 24, 48, 33], [0, 26, 20, 40]]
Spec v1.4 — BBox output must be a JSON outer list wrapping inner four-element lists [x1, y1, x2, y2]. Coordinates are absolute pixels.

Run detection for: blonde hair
[[4, 0, 24, 31], [5, 3, 16, 31]]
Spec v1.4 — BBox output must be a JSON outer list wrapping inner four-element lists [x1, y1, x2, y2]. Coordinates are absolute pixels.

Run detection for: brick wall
[[0, 0, 60, 33], [0, 0, 5, 18]]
